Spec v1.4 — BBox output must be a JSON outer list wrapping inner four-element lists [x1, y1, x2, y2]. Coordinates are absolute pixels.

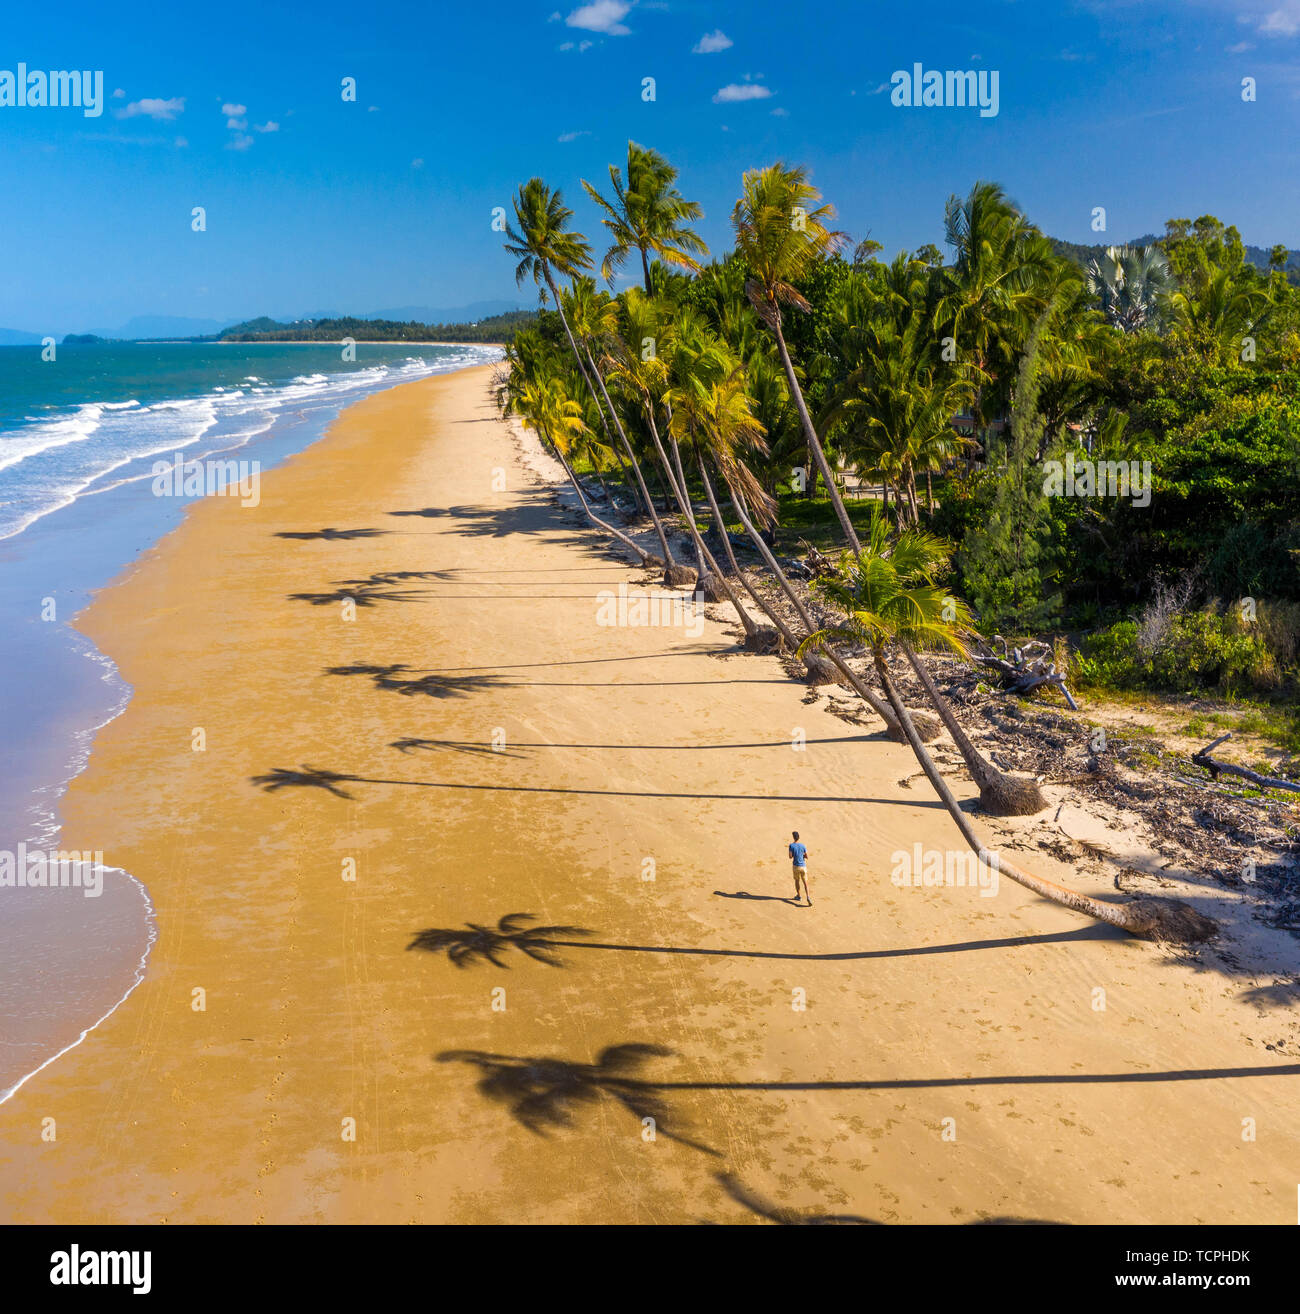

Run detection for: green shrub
[[1075, 620, 1142, 688]]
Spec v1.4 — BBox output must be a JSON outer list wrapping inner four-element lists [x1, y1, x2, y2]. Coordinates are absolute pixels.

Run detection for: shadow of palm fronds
[[437, 1044, 719, 1155], [325, 664, 508, 699], [334, 569, 448, 586], [288, 584, 422, 607], [408, 913, 590, 967], [274, 528, 388, 540], [250, 765, 360, 798]]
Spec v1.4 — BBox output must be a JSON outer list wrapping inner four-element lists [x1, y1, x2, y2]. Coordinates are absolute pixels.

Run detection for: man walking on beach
[[788, 831, 811, 906]]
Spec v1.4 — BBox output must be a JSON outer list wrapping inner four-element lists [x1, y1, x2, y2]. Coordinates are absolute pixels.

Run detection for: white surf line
[[0, 630, 156, 1107], [0, 865, 157, 1107]]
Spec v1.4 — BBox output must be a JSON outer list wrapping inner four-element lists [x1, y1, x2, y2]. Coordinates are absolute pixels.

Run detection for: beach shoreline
[[1, 362, 1295, 1224]]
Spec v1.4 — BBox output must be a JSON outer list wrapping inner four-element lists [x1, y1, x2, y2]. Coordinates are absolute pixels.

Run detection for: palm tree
[[1167, 265, 1272, 362], [582, 142, 709, 292], [501, 350, 656, 566], [601, 291, 772, 621], [933, 182, 1056, 434], [669, 347, 940, 739], [562, 277, 680, 571], [800, 512, 1217, 941], [1086, 244, 1175, 333], [823, 255, 975, 527], [731, 163, 862, 551], [505, 179, 672, 565]]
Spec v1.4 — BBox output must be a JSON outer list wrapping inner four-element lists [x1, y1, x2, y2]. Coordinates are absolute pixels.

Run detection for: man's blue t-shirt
[[789, 842, 808, 867]]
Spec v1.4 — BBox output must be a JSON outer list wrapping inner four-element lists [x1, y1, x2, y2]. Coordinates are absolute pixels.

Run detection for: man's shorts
[[793, 864, 808, 877]]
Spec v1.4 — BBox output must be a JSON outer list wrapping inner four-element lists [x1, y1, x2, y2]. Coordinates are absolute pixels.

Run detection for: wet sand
[[1, 362, 1295, 1224]]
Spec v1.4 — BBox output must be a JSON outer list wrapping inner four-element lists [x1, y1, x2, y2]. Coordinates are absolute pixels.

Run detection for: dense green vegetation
[[217, 310, 536, 343], [495, 148, 1299, 754]]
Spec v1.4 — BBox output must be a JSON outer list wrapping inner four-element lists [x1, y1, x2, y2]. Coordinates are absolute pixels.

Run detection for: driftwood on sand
[[1192, 733, 1300, 794], [974, 636, 1079, 710]]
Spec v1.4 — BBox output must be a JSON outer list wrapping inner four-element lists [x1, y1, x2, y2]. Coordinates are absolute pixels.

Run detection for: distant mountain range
[[0, 301, 527, 346]]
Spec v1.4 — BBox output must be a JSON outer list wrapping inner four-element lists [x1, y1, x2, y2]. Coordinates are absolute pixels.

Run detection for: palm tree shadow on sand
[[406, 912, 1120, 967], [250, 765, 361, 799], [274, 528, 390, 540], [288, 584, 424, 607], [709, 1173, 1064, 1225], [437, 1045, 721, 1157], [410, 914, 590, 967], [325, 664, 511, 699]]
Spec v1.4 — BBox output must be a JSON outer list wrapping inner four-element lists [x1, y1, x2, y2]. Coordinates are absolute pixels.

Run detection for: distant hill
[[65, 302, 526, 342], [84, 314, 231, 340], [0, 327, 44, 345], [216, 309, 536, 344]]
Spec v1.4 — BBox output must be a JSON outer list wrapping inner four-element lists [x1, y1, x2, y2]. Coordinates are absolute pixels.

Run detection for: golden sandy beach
[[0, 363, 1296, 1224]]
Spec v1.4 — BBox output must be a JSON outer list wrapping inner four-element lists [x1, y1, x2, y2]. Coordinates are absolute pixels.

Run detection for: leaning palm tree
[[562, 277, 681, 573], [505, 179, 670, 565], [671, 352, 940, 740], [800, 511, 1217, 941], [582, 142, 709, 292], [504, 358, 657, 567], [731, 162, 861, 551]]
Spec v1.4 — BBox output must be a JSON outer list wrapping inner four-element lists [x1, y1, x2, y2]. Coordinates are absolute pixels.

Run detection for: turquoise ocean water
[[0, 340, 501, 1099]]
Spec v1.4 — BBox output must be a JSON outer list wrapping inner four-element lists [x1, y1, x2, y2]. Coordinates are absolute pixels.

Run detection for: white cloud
[[115, 96, 185, 121], [253, 120, 279, 133], [411, 157, 425, 168], [1227, 39, 1254, 50], [221, 102, 247, 117], [174, 136, 188, 148], [713, 82, 772, 103], [693, 29, 732, 53], [566, 0, 630, 35], [1260, 3, 1300, 34], [226, 116, 247, 129], [770, 106, 788, 117], [227, 134, 253, 151], [558, 129, 591, 141], [368, 105, 380, 112], [869, 82, 889, 95], [112, 87, 124, 98]]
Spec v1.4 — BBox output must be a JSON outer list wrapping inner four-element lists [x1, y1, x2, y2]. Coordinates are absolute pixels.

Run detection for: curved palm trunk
[[582, 344, 676, 565], [663, 408, 710, 579], [542, 268, 661, 540], [548, 435, 653, 566], [872, 649, 1202, 938], [728, 485, 934, 741], [769, 314, 862, 553], [696, 457, 793, 647], [900, 641, 1046, 815]]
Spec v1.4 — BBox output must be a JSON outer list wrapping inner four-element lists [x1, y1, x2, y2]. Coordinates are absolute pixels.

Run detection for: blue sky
[[2, 0, 1299, 333]]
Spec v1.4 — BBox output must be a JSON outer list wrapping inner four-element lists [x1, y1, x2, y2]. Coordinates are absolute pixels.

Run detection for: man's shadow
[[714, 890, 797, 904]]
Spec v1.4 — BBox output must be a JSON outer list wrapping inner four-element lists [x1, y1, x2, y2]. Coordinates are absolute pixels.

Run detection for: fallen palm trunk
[[1192, 733, 1300, 794], [875, 652, 1218, 944], [974, 637, 1078, 710]]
